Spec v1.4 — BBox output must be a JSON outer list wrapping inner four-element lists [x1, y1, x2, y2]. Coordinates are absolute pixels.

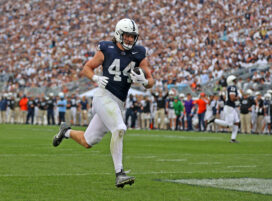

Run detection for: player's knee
[[81, 136, 92, 149], [113, 129, 126, 138], [87, 136, 103, 147], [112, 124, 127, 135], [118, 129, 125, 137], [83, 143, 92, 149]]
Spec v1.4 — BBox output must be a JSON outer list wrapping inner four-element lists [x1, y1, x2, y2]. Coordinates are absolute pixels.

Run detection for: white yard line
[[129, 133, 224, 141], [126, 155, 157, 159], [227, 165, 257, 168], [164, 178, 272, 195], [0, 153, 100, 157], [157, 159, 187, 162], [189, 162, 222, 165]]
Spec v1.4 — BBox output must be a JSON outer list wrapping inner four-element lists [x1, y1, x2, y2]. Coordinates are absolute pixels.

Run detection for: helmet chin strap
[[121, 41, 133, 50]]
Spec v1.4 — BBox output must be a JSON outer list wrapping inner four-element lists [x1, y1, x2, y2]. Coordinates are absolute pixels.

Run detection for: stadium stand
[[0, 0, 271, 96]]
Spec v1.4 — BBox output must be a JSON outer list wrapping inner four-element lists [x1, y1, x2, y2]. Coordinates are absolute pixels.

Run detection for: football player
[[208, 75, 240, 142], [52, 18, 154, 187]]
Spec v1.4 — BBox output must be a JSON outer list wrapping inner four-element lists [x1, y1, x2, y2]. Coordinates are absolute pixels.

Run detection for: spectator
[[193, 92, 208, 131], [263, 93, 271, 134], [141, 96, 151, 130], [0, 94, 8, 123], [255, 92, 264, 134], [184, 93, 194, 131], [125, 94, 137, 129], [152, 90, 168, 130], [65, 96, 72, 125], [26, 96, 35, 124], [70, 94, 78, 126], [57, 92, 67, 125], [14, 93, 21, 124], [38, 97, 48, 125], [7, 94, 15, 123], [178, 93, 186, 130], [19, 95, 28, 124], [47, 93, 55, 125], [166, 90, 176, 130], [240, 91, 254, 134], [80, 96, 89, 126], [173, 96, 184, 131]]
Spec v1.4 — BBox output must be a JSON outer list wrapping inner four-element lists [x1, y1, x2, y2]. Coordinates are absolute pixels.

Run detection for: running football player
[[52, 18, 154, 187], [208, 75, 240, 143]]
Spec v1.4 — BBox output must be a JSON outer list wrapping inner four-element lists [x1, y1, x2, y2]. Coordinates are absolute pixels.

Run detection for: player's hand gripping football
[[92, 75, 109, 88], [130, 68, 148, 86]]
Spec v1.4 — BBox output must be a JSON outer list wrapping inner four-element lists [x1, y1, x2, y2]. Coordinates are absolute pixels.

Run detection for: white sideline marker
[[165, 178, 272, 195], [157, 159, 187, 162]]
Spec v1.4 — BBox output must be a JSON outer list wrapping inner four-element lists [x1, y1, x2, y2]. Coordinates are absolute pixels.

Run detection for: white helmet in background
[[227, 75, 237, 86], [114, 18, 139, 50], [246, 89, 253, 96], [59, 92, 64, 98], [255, 91, 261, 96], [49, 92, 54, 97], [264, 93, 271, 100], [169, 90, 175, 96], [179, 93, 185, 98]]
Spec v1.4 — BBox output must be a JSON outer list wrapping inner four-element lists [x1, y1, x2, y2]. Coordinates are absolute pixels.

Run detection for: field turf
[[0, 124, 272, 201]]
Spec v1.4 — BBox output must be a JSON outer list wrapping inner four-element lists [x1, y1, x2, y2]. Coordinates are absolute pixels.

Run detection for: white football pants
[[84, 88, 127, 173], [215, 105, 240, 140]]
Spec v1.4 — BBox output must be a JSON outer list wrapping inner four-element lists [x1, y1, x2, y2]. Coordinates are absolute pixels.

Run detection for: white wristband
[[92, 75, 98, 82], [143, 79, 148, 87]]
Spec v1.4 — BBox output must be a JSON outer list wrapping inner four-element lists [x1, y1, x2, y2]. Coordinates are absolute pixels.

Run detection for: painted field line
[[0, 153, 92, 157], [143, 153, 272, 156], [189, 162, 222, 165], [164, 178, 272, 195], [126, 155, 157, 159], [129, 133, 224, 141], [157, 159, 187, 162], [8, 127, 56, 132], [227, 165, 257, 168]]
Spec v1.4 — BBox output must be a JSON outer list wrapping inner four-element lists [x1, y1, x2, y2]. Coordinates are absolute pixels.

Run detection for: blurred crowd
[[1, 0, 271, 94], [0, 92, 91, 126], [1, 86, 272, 135]]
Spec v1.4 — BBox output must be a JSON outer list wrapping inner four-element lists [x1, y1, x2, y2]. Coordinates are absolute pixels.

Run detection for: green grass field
[[0, 124, 272, 201]]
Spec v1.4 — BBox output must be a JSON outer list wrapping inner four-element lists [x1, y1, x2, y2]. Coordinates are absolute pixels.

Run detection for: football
[[133, 67, 146, 77], [132, 67, 141, 75]]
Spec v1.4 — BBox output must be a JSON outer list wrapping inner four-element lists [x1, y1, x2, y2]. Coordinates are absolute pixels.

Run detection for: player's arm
[[139, 58, 154, 89], [81, 51, 109, 88], [81, 51, 104, 80]]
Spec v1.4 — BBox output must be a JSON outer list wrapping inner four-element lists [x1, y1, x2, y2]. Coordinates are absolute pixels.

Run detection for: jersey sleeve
[[132, 45, 146, 64], [97, 41, 107, 53], [138, 46, 146, 62]]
